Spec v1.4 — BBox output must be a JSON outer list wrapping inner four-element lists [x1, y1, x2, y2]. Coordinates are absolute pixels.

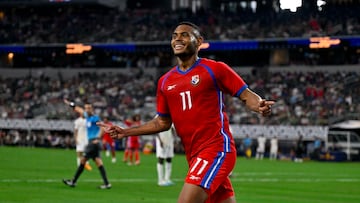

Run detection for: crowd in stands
[[1, 68, 358, 157], [0, 68, 358, 126], [1, 2, 360, 154], [1, 3, 360, 44], [0, 129, 74, 149]]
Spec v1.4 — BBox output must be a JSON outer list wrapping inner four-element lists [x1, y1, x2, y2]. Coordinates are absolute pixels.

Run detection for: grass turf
[[0, 146, 359, 203]]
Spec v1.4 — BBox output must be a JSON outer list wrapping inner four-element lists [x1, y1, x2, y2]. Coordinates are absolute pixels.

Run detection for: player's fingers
[[262, 107, 272, 116], [265, 100, 275, 106], [259, 101, 273, 117], [96, 122, 112, 128], [260, 100, 275, 107], [96, 122, 105, 127]]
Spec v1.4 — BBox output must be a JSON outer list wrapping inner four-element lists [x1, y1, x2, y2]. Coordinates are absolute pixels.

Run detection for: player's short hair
[[177, 21, 202, 38]]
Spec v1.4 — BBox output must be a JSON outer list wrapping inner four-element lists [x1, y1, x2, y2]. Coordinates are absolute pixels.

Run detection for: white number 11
[[180, 91, 192, 111]]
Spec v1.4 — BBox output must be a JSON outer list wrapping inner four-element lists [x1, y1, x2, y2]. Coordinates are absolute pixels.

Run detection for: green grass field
[[0, 146, 359, 203]]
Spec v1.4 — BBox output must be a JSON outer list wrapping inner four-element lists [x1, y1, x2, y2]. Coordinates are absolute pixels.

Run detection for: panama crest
[[191, 75, 200, 85]]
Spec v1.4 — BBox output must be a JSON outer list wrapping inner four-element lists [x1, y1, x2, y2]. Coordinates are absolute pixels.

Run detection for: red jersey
[[157, 58, 248, 161], [125, 120, 141, 149], [102, 122, 114, 143]]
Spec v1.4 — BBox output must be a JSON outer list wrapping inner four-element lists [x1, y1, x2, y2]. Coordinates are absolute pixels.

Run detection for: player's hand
[[259, 100, 275, 117], [97, 122, 126, 139]]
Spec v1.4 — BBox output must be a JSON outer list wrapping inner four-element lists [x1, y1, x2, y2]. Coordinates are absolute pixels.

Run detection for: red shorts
[[127, 136, 140, 149], [102, 134, 115, 146], [185, 150, 236, 203]]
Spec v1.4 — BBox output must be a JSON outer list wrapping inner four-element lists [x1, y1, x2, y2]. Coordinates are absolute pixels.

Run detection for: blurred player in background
[[294, 134, 304, 163], [255, 134, 266, 160], [243, 135, 252, 159], [156, 123, 176, 186], [124, 114, 141, 165], [74, 113, 92, 170], [63, 99, 111, 189], [269, 136, 278, 160], [102, 116, 116, 163], [98, 22, 274, 203]]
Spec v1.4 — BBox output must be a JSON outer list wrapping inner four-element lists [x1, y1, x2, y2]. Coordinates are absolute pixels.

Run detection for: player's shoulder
[[74, 117, 81, 123], [158, 66, 178, 83], [89, 114, 101, 121], [199, 58, 229, 69]]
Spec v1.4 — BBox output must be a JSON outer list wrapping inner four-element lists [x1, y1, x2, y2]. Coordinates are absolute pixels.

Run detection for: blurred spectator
[[0, 69, 359, 126], [1, 3, 359, 44]]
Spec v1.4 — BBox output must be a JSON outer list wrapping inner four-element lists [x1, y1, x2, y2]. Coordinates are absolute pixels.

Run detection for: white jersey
[[256, 136, 266, 153], [74, 117, 88, 152], [270, 138, 278, 153], [156, 125, 175, 158]]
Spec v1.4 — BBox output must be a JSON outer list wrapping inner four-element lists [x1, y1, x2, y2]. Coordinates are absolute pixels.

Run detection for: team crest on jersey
[[191, 75, 200, 85]]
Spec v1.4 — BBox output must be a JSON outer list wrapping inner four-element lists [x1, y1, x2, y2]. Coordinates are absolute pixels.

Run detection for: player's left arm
[[239, 88, 274, 117], [213, 62, 274, 117]]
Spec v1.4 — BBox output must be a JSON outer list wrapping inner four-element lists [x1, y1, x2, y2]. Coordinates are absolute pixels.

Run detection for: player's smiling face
[[171, 25, 199, 57]]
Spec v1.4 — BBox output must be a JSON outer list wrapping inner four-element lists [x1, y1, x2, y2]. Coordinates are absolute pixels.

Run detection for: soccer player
[[124, 114, 141, 165], [74, 113, 92, 170], [269, 136, 278, 160], [63, 99, 111, 189], [102, 116, 117, 163], [243, 135, 253, 159], [156, 124, 176, 186], [98, 22, 274, 203], [294, 135, 304, 163], [255, 134, 266, 160]]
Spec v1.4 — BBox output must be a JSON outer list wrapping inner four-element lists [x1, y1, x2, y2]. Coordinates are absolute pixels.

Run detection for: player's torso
[[75, 118, 87, 142], [271, 139, 278, 147], [258, 137, 266, 147], [161, 61, 233, 158], [86, 115, 101, 140]]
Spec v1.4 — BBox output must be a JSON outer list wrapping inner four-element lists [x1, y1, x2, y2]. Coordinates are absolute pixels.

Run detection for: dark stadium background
[[0, 0, 359, 161]]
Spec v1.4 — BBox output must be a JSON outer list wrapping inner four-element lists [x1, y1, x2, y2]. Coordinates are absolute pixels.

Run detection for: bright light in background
[[317, 0, 326, 11], [280, 0, 302, 12], [8, 52, 14, 60]]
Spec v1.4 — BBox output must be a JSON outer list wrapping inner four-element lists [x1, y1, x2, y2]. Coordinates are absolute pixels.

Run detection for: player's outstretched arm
[[64, 99, 84, 115], [97, 115, 172, 139], [239, 88, 275, 117]]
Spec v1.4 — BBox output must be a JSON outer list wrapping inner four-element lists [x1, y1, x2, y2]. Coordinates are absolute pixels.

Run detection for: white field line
[[0, 177, 359, 183]]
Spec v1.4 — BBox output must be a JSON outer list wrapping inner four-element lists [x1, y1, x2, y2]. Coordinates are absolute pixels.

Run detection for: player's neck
[[177, 55, 199, 71]]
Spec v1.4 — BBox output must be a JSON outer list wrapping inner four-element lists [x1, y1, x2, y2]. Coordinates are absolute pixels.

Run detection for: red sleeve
[[156, 74, 171, 117], [213, 61, 248, 97]]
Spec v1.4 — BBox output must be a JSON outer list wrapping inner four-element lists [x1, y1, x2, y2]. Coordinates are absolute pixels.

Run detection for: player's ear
[[197, 36, 203, 47]]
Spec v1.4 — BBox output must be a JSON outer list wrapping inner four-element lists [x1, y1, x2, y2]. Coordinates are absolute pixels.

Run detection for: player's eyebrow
[[172, 31, 198, 38]]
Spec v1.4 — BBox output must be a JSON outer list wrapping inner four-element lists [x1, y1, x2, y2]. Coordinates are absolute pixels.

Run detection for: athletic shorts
[[84, 139, 102, 159], [185, 150, 236, 203], [156, 136, 174, 158], [127, 136, 140, 149], [76, 140, 88, 152], [103, 137, 115, 147]]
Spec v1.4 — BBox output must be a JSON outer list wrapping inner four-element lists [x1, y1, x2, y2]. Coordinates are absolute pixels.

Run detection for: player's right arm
[[64, 99, 84, 115], [97, 115, 172, 140]]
